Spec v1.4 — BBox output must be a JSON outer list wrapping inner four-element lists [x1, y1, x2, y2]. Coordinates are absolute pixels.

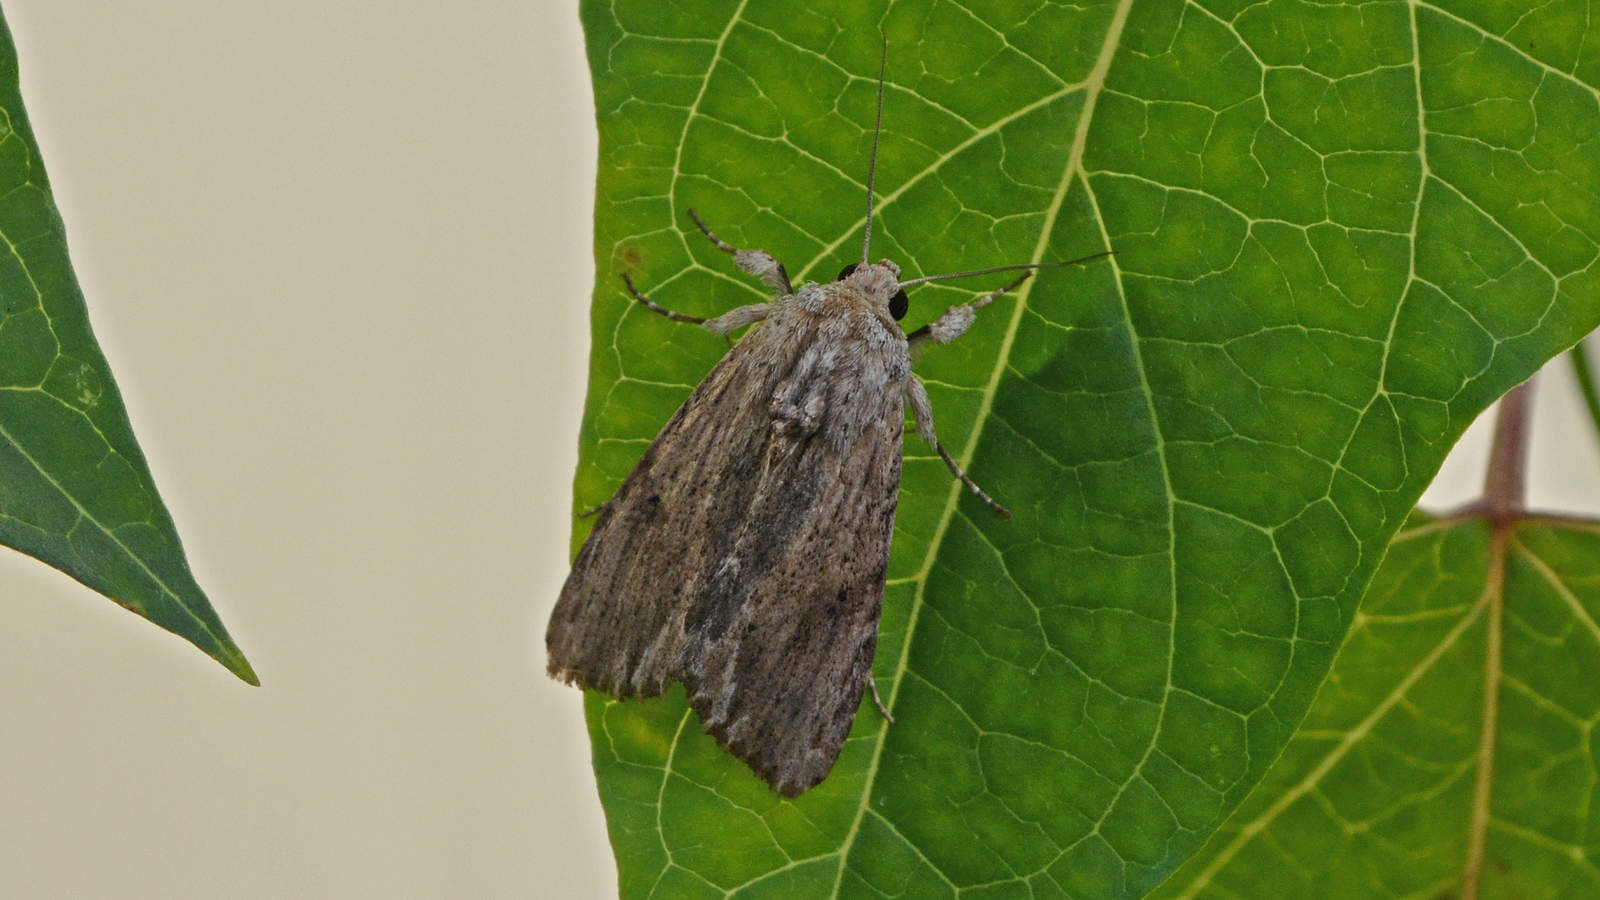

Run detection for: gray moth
[[547, 49, 1109, 797]]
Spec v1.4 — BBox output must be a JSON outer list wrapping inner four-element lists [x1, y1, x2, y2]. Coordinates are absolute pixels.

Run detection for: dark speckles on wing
[[546, 293, 909, 795]]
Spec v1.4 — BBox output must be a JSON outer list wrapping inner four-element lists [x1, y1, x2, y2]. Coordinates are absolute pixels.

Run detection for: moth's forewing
[[547, 318, 784, 698], [548, 287, 907, 796]]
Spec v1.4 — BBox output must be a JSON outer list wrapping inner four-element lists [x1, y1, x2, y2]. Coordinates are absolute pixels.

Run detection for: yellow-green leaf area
[[1152, 515, 1600, 898]]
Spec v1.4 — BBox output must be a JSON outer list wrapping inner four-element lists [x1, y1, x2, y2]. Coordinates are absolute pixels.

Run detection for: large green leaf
[[0, 10, 253, 682], [1152, 511, 1600, 898], [570, 0, 1600, 895]]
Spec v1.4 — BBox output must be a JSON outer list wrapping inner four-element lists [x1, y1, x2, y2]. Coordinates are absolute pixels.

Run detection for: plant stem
[[1481, 378, 1534, 524], [1456, 380, 1532, 899]]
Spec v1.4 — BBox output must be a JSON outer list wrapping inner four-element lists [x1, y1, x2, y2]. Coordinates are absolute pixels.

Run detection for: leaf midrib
[[828, 0, 1139, 890], [0, 417, 229, 651]]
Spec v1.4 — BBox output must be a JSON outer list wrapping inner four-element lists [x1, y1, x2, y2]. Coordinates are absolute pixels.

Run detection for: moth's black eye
[[836, 263, 858, 281], [889, 289, 909, 321]]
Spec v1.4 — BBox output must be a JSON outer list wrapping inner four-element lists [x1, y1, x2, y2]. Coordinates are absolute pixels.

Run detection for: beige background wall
[[0, 4, 1595, 899], [0, 2, 610, 897]]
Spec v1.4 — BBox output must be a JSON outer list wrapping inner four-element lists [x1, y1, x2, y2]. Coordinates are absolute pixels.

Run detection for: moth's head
[[836, 260, 908, 320]]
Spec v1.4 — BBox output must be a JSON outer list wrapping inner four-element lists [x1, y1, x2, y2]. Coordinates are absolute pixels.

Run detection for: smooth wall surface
[[0, 3, 611, 897], [0, 5, 1597, 899]]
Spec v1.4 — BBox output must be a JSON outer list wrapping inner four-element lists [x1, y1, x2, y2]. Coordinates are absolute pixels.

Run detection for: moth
[[547, 50, 1110, 797]]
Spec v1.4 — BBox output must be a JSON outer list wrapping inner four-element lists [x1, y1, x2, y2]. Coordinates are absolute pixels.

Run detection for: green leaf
[[0, 10, 253, 683], [1151, 511, 1600, 898], [571, 1, 1600, 895], [1569, 342, 1600, 448]]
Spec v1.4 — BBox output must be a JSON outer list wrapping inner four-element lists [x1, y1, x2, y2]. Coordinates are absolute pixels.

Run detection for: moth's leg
[[577, 499, 610, 519], [621, 272, 706, 324], [906, 273, 1030, 349], [687, 208, 794, 296], [866, 674, 895, 723], [621, 273, 771, 336], [906, 375, 1013, 518]]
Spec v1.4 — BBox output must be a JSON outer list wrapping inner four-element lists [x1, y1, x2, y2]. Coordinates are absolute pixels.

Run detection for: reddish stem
[[1481, 378, 1535, 524]]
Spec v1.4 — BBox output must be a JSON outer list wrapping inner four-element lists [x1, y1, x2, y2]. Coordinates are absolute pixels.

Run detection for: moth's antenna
[[861, 35, 888, 267], [897, 251, 1115, 289]]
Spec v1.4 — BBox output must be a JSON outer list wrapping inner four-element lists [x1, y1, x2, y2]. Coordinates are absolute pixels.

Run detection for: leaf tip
[[219, 644, 260, 686]]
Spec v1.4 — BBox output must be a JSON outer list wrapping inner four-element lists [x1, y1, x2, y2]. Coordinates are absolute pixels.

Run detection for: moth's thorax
[[787, 259, 907, 334]]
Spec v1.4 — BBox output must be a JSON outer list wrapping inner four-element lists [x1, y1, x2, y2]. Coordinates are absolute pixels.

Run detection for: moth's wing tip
[[684, 686, 833, 799], [546, 661, 672, 701], [551, 667, 830, 793], [546, 661, 585, 686], [775, 780, 810, 799], [546, 662, 603, 693], [758, 754, 829, 798]]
